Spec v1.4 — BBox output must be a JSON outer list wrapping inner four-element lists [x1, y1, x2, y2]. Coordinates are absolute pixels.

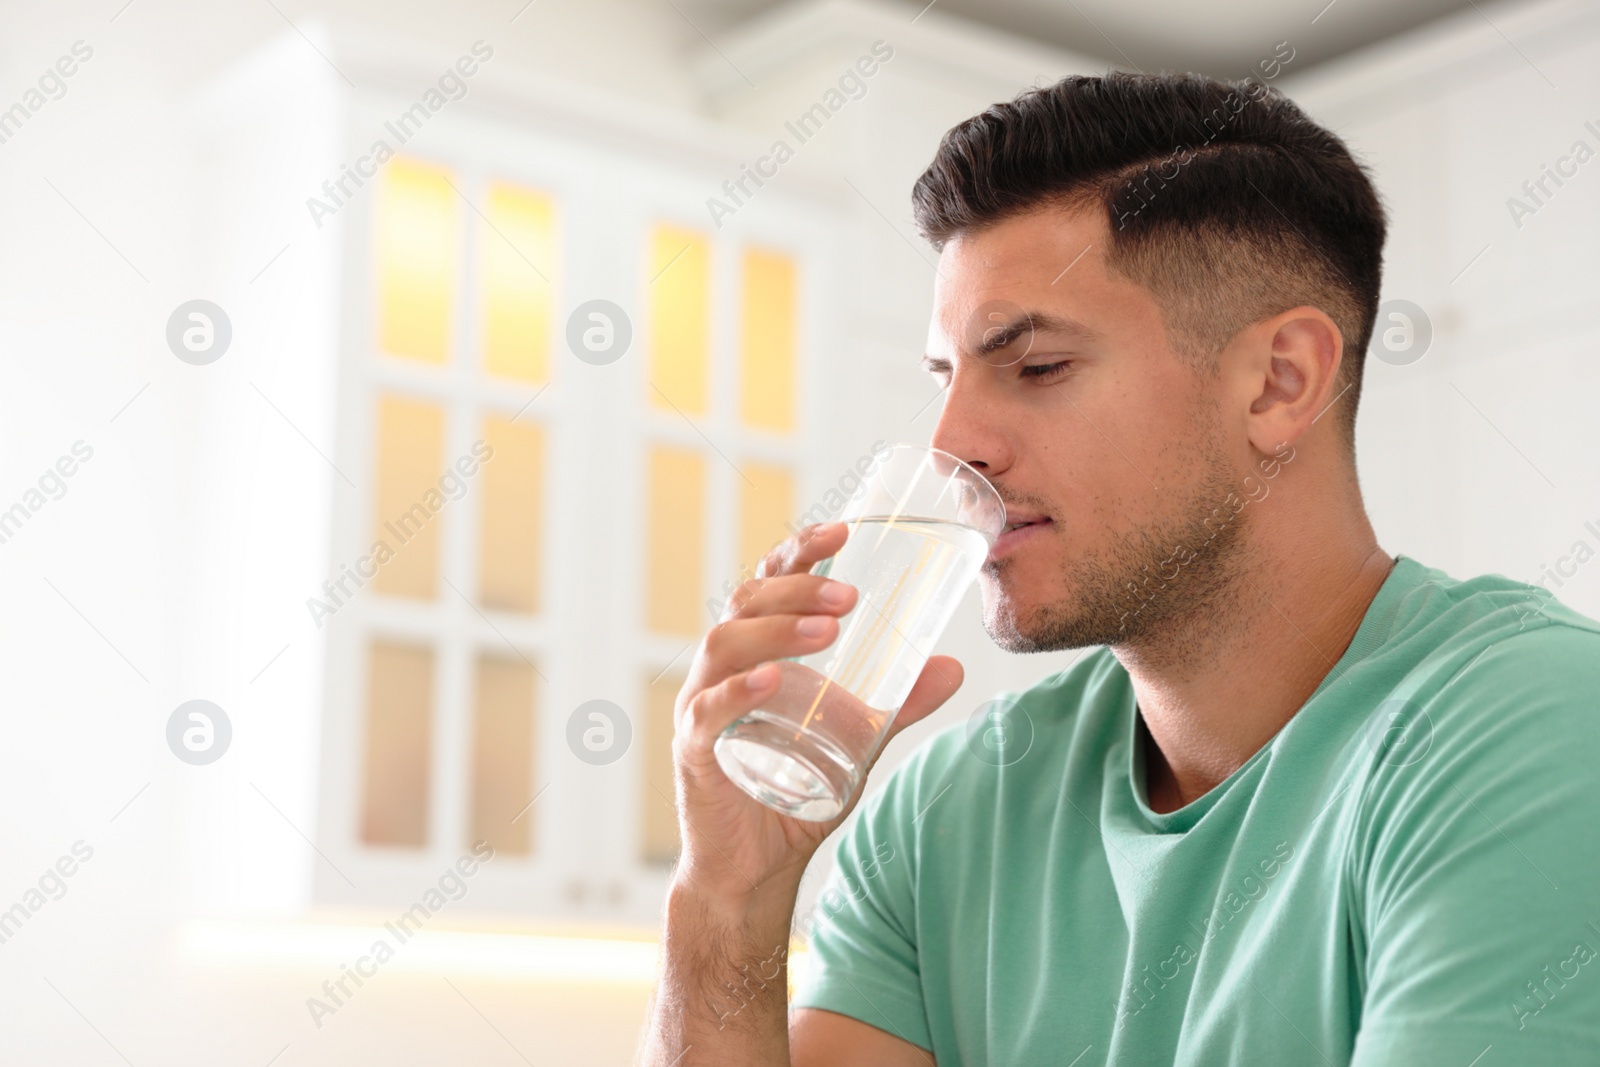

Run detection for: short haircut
[[911, 71, 1387, 445]]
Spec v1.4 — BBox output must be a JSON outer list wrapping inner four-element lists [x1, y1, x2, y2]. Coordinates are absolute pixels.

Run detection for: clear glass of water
[[713, 444, 1005, 821]]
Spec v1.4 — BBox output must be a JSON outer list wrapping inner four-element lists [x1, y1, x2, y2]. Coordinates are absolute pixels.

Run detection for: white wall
[[1283, 0, 1600, 616]]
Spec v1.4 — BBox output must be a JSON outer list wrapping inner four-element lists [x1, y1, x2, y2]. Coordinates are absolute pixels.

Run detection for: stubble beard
[[979, 441, 1253, 657]]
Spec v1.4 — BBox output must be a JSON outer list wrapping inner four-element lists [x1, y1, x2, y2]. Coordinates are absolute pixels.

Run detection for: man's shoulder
[[1377, 556, 1600, 710], [1350, 560, 1600, 828], [1386, 554, 1600, 651], [1342, 565, 1600, 1062]]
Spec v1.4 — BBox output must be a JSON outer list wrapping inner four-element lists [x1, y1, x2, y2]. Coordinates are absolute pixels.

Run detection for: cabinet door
[[314, 103, 842, 928]]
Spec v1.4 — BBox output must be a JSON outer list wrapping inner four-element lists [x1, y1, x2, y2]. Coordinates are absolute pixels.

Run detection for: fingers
[[728, 520, 855, 624], [720, 572, 857, 623], [754, 521, 850, 580], [697, 522, 856, 690], [825, 654, 966, 830], [702, 612, 843, 677], [679, 523, 856, 735], [677, 662, 783, 762], [885, 655, 964, 740], [695, 575, 855, 713]]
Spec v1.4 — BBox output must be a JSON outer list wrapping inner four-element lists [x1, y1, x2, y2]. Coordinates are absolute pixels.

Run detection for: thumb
[[825, 655, 966, 833], [885, 655, 964, 741]]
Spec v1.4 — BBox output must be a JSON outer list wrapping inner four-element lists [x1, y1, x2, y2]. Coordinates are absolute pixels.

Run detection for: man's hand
[[638, 520, 965, 1066], [671, 520, 964, 897]]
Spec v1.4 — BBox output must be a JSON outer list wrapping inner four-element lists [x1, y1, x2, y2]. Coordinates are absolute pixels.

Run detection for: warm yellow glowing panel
[[373, 395, 445, 600], [360, 641, 434, 848], [647, 225, 710, 415], [376, 157, 458, 364], [739, 247, 798, 432], [646, 446, 706, 636], [482, 183, 556, 383], [478, 416, 544, 613], [471, 655, 537, 857], [738, 462, 794, 584], [640, 668, 684, 865]]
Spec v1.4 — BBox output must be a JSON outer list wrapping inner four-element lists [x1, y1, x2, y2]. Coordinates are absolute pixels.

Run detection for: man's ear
[[1242, 305, 1343, 454]]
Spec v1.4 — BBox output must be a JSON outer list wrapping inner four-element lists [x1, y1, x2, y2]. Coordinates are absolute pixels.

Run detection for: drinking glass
[[713, 444, 1005, 820]]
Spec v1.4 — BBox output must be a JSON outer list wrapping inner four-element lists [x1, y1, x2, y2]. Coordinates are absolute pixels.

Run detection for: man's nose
[[928, 369, 1011, 480]]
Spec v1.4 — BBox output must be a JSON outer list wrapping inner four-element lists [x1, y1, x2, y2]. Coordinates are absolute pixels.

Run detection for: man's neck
[[1116, 537, 1395, 815]]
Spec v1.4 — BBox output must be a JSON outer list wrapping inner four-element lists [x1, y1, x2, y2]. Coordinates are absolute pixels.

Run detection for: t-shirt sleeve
[[789, 734, 948, 1053], [1350, 622, 1600, 1066]]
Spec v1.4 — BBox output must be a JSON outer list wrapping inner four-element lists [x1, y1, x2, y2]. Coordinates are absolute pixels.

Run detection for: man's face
[[924, 203, 1249, 652]]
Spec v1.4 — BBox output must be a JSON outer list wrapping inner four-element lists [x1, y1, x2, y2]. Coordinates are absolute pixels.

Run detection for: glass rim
[[864, 442, 1006, 545]]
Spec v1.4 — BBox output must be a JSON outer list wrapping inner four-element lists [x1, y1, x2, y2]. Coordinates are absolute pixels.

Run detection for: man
[[640, 71, 1600, 1065]]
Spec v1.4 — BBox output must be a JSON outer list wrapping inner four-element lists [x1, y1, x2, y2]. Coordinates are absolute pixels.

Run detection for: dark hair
[[911, 71, 1386, 444]]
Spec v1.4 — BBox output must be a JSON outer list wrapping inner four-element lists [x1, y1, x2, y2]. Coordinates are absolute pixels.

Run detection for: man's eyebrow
[[920, 311, 1100, 373]]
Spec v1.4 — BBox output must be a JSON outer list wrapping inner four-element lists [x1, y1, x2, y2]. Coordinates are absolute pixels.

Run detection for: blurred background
[[1, 0, 1596, 1061]]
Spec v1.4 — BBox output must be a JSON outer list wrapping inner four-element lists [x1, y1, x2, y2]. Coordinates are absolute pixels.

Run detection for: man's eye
[[1020, 361, 1071, 380]]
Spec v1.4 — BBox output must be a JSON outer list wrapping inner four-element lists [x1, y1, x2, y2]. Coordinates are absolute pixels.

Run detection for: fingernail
[[747, 664, 778, 689], [819, 581, 851, 605], [797, 616, 831, 637]]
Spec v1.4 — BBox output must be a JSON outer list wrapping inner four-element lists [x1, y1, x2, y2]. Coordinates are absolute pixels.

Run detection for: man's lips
[[989, 517, 1052, 560]]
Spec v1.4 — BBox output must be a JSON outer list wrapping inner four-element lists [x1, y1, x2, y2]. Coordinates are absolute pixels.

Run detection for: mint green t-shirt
[[792, 556, 1600, 1065]]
